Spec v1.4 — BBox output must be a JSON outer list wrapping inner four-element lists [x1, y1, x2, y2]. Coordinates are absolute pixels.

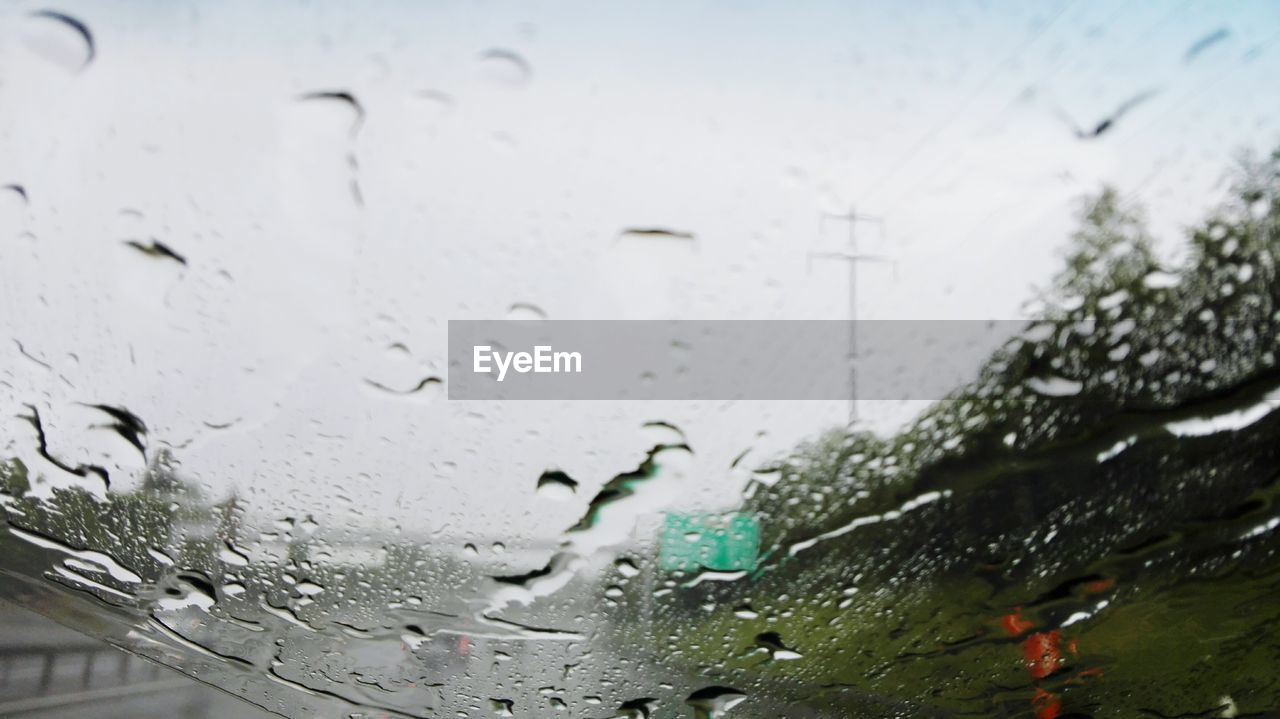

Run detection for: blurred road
[[0, 600, 275, 719]]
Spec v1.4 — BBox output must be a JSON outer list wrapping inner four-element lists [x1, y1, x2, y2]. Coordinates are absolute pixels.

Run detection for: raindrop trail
[[297, 90, 365, 137], [123, 239, 187, 265], [1184, 28, 1230, 63], [297, 90, 365, 206], [17, 404, 110, 488], [81, 403, 147, 457], [362, 376, 442, 396], [13, 340, 51, 370], [618, 228, 696, 242], [1054, 88, 1160, 140]]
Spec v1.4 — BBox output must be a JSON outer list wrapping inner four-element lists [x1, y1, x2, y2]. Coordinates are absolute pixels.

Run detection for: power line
[[873, 3, 1143, 216], [857, 1, 1076, 204]]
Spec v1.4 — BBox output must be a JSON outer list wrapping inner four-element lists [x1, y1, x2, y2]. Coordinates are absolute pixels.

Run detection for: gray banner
[[447, 320, 1024, 400]]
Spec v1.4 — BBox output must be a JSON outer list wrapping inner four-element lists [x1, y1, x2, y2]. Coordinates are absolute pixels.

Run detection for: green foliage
[[0, 457, 30, 497], [673, 152, 1280, 717], [1055, 187, 1159, 303]]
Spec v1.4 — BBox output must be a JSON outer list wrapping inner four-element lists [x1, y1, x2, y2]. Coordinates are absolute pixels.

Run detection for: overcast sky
[[3, 1, 1280, 539]]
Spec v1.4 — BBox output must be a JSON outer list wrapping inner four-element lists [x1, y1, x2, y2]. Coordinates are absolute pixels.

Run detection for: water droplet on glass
[[1025, 375, 1084, 397], [618, 227, 697, 243], [1144, 270, 1181, 289], [754, 631, 802, 661], [294, 581, 325, 596], [536, 470, 577, 500], [476, 49, 532, 87], [686, 687, 748, 718], [615, 558, 640, 578], [506, 302, 548, 320], [23, 10, 95, 72], [219, 540, 250, 567]]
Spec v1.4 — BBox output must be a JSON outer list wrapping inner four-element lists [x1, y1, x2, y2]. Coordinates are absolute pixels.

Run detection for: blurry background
[[3, 1, 1280, 717], [0, 600, 272, 718]]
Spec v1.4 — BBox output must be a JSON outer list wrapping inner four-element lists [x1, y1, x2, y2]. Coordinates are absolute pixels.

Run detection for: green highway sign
[[659, 512, 760, 572]]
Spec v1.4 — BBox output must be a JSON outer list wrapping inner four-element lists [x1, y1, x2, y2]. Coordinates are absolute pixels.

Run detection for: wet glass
[[3, 2, 1280, 718]]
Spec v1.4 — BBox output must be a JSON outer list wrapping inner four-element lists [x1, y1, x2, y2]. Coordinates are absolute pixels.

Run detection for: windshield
[[3, 3, 1280, 718]]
